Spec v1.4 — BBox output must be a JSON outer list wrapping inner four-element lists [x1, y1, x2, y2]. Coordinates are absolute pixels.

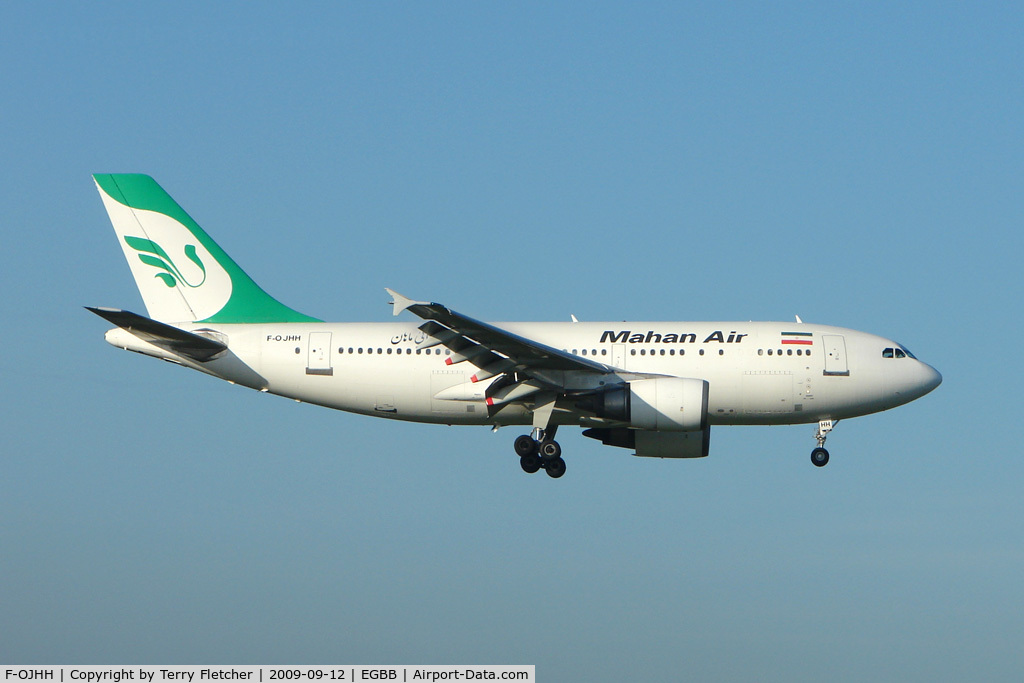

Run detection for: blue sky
[[1, 2, 1021, 680]]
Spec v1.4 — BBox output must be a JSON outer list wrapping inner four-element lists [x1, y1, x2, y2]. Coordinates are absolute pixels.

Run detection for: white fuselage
[[108, 319, 942, 429]]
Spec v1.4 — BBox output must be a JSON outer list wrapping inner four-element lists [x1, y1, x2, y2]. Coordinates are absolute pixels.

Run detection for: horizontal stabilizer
[[86, 307, 227, 362]]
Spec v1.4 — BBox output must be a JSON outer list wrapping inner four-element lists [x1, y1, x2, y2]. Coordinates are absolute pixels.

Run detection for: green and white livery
[[94, 174, 318, 324], [89, 174, 941, 478]]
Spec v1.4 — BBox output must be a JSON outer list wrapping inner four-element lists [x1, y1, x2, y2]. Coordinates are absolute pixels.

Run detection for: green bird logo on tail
[[124, 236, 207, 288]]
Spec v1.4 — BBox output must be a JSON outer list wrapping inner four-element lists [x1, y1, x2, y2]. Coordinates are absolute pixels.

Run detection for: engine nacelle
[[583, 426, 711, 458], [583, 377, 709, 431]]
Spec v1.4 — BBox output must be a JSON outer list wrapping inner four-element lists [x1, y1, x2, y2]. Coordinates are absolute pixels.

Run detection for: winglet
[[386, 288, 428, 316]]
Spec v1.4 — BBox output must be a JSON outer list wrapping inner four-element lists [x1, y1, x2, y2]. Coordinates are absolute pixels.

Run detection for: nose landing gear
[[811, 419, 835, 467]]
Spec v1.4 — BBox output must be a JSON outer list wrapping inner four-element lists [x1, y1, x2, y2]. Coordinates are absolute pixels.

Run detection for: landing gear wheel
[[538, 440, 562, 460], [520, 454, 542, 474], [544, 457, 566, 478], [514, 434, 538, 457], [811, 447, 830, 467]]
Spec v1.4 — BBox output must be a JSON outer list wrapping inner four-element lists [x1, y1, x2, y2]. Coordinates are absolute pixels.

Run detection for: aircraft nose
[[919, 362, 942, 396], [887, 360, 942, 405]]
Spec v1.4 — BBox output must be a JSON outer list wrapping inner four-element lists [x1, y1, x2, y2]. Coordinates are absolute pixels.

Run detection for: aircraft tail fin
[[93, 174, 320, 324]]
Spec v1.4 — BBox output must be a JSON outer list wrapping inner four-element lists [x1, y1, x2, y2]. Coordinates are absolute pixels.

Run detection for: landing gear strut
[[811, 419, 835, 467], [514, 427, 565, 478]]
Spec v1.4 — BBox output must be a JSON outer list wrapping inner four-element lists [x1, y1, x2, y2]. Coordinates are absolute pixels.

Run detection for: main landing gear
[[811, 419, 836, 467], [514, 428, 566, 479]]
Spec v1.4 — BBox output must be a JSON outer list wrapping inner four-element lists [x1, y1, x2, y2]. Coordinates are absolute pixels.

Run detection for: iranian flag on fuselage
[[781, 331, 814, 346]]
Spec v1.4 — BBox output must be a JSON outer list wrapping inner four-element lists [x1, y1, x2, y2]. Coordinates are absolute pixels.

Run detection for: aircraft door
[[306, 332, 333, 375], [612, 344, 626, 369], [822, 334, 849, 376]]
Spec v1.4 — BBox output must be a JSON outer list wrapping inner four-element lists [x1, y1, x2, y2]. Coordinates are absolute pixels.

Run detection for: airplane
[[87, 174, 942, 478]]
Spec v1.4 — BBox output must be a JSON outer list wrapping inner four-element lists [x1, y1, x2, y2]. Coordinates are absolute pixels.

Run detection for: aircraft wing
[[386, 289, 613, 382], [86, 307, 227, 362]]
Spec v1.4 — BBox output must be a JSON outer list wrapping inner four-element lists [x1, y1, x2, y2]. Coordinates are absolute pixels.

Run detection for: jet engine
[[580, 377, 709, 431], [582, 426, 711, 458]]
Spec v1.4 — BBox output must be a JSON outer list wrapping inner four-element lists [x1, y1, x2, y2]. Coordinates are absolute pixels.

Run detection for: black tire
[[545, 457, 567, 478], [811, 447, 830, 467], [514, 434, 538, 457], [520, 454, 541, 474], [539, 440, 562, 460]]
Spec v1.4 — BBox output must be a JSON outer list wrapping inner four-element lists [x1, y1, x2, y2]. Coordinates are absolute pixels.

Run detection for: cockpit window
[[884, 345, 917, 359]]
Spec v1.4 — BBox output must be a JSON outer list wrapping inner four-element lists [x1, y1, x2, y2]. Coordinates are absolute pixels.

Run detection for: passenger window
[[787, 349, 792, 356], [883, 348, 894, 358], [718, 349, 724, 355], [630, 349, 636, 356], [758, 349, 764, 356], [670, 349, 675, 356], [767, 349, 772, 356], [601, 349, 607, 356], [699, 349, 705, 356], [640, 349, 646, 356], [660, 349, 666, 356]]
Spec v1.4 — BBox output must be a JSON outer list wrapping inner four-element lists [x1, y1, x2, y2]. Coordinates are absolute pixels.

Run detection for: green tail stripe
[[95, 174, 321, 323]]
